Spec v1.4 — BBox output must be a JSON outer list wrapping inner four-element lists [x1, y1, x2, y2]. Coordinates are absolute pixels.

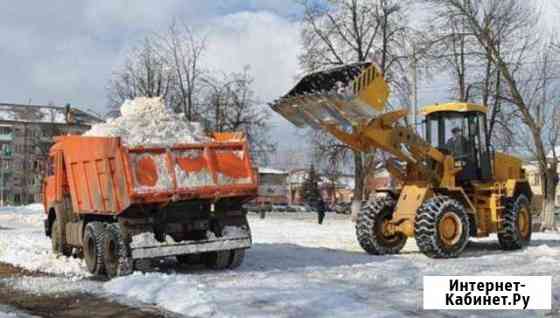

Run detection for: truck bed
[[52, 134, 257, 215]]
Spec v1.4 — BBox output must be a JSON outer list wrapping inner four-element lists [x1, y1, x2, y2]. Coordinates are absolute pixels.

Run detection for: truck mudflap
[[131, 236, 252, 260]]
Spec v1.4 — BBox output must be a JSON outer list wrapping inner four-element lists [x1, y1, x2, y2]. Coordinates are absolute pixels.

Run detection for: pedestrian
[[316, 198, 326, 224]]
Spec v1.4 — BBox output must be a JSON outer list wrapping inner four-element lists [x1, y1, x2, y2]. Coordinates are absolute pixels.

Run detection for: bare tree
[[299, 0, 411, 214], [426, 0, 558, 229], [108, 36, 175, 111], [107, 24, 276, 166], [201, 68, 276, 165], [163, 21, 206, 119]]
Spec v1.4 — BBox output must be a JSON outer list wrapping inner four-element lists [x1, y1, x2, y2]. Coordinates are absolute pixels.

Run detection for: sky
[[0, 0, 558, 159]]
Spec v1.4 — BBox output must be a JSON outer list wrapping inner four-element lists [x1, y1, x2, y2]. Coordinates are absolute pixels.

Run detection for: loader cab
[[423, 103, 493, 183]]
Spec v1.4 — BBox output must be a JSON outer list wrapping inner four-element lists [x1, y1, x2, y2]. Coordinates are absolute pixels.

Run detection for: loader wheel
[[498, 194, 531, 250], [415, 196, 470, 258], [103, 223, 133, 279], [205, 250, 231, 270], [83, 222, 106, 275], [51, 219, 72, 257], [355, 197, 407, 255], [228, 249, 245, 269]]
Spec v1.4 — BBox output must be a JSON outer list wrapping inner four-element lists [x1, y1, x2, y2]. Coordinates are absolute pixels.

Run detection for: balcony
[[0, 134, 12, 142]]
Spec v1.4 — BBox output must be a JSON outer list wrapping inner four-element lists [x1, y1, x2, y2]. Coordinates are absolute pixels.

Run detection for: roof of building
[[258, 167, 288, 175], [0, 102, 102, 125], [287, 170, 355, 189], [421, 102, 487, 116]]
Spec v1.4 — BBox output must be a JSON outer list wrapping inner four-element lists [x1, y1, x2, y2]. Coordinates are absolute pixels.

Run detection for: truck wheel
[[415, 196, 470, 258], [177, 254, 202, 265], [103, 223, 133, 279], [228, 249, 245, 269], [205, 250, 231, 270], [355, 197, 407, 255], [134, 259, 153, 272], [83, 222, 106, 275], [498, 195, 531, 250], [51, 219, 72, 257]]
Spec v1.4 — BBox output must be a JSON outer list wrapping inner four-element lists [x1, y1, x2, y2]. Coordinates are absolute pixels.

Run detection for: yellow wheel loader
[[271, 62, 532, 258]]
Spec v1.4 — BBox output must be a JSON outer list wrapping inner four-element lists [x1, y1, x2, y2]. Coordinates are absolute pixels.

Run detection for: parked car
[[272, 204, 288, 212], [287, 204, 308, 213], [334, 202, 351, 215]]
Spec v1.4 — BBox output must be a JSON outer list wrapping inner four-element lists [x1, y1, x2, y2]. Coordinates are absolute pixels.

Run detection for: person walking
[[316, 198, 326, 225]]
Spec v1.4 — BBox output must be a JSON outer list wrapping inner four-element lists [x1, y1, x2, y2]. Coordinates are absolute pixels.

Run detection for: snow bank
[[1, 207, 559, 316], [0, 204, 44, 227], [84, 97, 209, 147], [0, 204, 89, 278], [104, 215, 560, 317], [0, 305, 38, 318]]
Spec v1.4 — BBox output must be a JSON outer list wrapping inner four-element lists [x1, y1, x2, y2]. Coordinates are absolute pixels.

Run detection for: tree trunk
[[541, 168, 558, 231], [351, 150, 364, 222]]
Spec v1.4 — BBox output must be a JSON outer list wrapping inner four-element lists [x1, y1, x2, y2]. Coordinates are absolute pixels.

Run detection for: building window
[[0, 126, 12, 136], [530, 175, 540, 187]]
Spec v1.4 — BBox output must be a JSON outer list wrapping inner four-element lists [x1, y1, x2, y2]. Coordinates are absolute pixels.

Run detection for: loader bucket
[[270, 62, 389, 129]]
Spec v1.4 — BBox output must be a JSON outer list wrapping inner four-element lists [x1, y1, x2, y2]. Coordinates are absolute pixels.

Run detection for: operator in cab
[[445, 127, 468, 158]]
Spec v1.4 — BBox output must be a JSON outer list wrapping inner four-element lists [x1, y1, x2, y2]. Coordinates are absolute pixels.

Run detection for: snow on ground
[[0, 205, 89, 278], [0, 206, 559, 317], [0, 305, 38, 318]]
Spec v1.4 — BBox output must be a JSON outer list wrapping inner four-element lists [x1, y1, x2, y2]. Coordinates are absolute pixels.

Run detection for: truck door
[[44, 154, 57, 205]]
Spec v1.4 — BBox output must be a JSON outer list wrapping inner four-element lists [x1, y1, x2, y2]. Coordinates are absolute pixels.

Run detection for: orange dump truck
[[42, 133, 257, 278]]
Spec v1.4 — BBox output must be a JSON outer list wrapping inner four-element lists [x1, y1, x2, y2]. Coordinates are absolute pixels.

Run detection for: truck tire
[[177, 254, 202, 265], [228, 249, 245, 269], [103, 223, 133, 279], [498, 194, 531, 250], [83, 222, 106, 275], [355, 197, 407, 255], [415, 196, 470, 258], [205, 250, 231, 270], [134, 259, 153, 273], [51, 219, 72, 257]]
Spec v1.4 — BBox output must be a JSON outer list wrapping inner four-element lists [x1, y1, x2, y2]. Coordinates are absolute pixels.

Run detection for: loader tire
[[103, 223, 133, 279], [83, 222, 106, 275], [205, 250, 231, 270], [498, 194, 531, 250], [51, 219, 72, 257], [355, 197, 407, 255], [415, 196, 470, 258], [228, 249, 245, 269]]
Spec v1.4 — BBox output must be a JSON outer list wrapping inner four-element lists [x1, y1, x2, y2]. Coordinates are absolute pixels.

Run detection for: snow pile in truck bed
[[84, 97, 209, 147]]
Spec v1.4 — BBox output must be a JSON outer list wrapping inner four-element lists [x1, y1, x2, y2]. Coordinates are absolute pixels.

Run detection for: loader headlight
[[454, 160, 466, 168]]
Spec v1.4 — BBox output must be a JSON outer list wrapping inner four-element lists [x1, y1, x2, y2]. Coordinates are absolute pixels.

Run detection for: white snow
[[258, 167, 288, 175], [0, 205, 559, 317], [0, 305, 38, 318], [0, 104, 68, 124], [84, 97, 209, 147], [0, 205, 89, 278], [104, 214, 560, 317]]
